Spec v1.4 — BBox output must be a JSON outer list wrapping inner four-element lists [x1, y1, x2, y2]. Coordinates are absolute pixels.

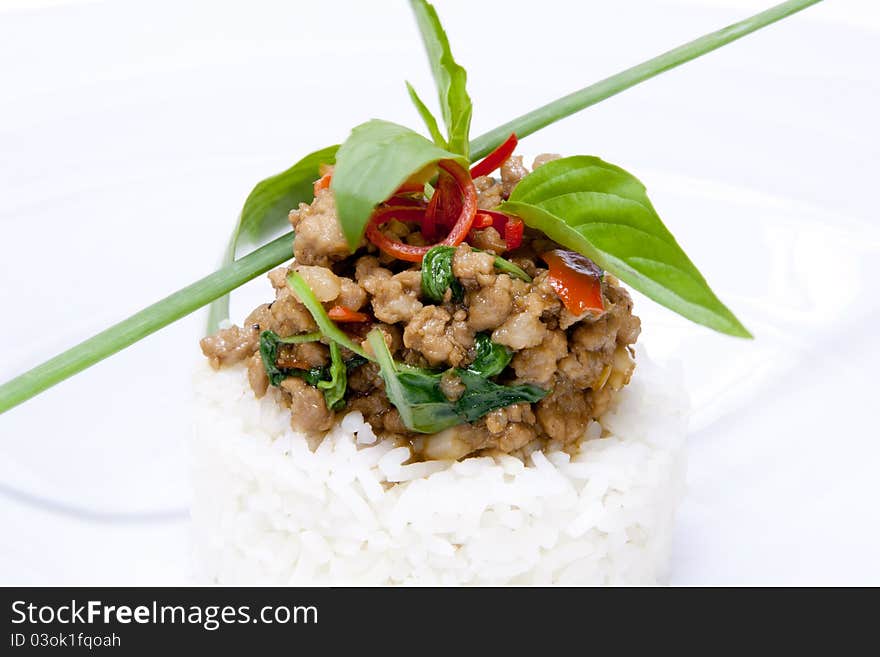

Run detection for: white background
[[1, 0, 878, 585]]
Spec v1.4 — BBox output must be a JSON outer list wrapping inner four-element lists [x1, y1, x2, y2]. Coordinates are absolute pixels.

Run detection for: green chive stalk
[[0, 234, 294, 413], [0, 0, 822, 414]]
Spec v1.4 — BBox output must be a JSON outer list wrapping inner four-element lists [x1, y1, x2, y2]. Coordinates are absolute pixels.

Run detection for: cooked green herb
[[285, 270, 369, 358], [466, 333, 512, 378], [421, 246, 464, 303], [259, 330, 324, 387], [488, 253, 531, 282], [367, 329, 545, 434], [260, 331, 365, 409], [318, 342, 353, 411]]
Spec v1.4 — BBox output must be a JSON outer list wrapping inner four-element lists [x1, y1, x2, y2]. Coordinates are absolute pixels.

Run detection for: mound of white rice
[[190, 346, 687, 585]]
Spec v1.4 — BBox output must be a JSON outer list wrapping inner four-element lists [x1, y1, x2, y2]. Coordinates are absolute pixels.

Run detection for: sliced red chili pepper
[[327, 305, 371, 323], [469, 133, 518, 179], [313, 172, 332, 196], [542, 249, 605, 316], [468, 210, 524, 251], [423, 171, 462, 240], [366, 160, 477, 263], [503, 216, 524, 250], [471, 212, 493, 229]]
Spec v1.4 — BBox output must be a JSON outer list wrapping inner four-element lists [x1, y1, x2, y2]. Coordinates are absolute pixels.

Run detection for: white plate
[[1, 0, 878, 585]]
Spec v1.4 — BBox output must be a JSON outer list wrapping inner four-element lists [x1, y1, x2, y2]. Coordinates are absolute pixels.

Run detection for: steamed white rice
[[190, 346, 687, 585]]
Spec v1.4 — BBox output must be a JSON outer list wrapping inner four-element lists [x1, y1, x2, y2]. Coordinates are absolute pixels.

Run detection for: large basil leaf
[[207, 144, 339, 332], [499, 156, 751, 337], [409, 0, 472, 158], [331, 120, 467, 251]]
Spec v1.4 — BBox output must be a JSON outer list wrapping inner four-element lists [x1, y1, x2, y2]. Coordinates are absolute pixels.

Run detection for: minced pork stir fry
[[201, 149, 640, 461]]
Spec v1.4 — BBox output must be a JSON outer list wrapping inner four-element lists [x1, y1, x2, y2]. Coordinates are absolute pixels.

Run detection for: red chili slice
[[503, 216, 524, 250], [366, 160, 477, 263], [470, 133, 518, 179], [327, 305, 370, 323], [542, 249, 605, 315], [313, 172, 332, 195], [423, 171, 462, 240], [469, 210, 524, 251]]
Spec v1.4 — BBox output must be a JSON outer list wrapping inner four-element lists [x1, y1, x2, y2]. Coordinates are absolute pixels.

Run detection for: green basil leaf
[[466, 333, 512, 378], [499, 156, 751, 338], [259, 330, 325, 387], [207, 145, 339, 332], [286, 270, 369, 358], [332, 120, 467, 250], [491, 255, 531, 282], [405, 81, 447, 148], [453, 371, 547, 424], [409, 0, 472, 158], [318, 342, 348, 411], [421, 246, 463, 303], [367, 328, 546, 434]]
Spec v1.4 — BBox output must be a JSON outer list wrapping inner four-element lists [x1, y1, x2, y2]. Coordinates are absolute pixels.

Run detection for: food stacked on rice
[[192, 150, 689, 585]]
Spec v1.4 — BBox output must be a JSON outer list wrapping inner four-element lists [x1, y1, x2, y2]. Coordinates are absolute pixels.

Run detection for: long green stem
[[0, 0, 821, 414], [470, 0, 822, 160], [0, 233, 294, 413]]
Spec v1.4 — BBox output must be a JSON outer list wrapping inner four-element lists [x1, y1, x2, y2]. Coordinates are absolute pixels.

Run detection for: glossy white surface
[[1, 0, 878, 585]]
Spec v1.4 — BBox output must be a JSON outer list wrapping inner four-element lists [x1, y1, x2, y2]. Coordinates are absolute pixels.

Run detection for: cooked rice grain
[[190, 346, 687, 585]]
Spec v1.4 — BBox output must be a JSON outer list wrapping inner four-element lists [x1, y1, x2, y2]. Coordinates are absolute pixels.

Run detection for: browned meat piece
[[337, 278, 367, 310], [403, 306, 474, 367], [275, 341, 328, 369], [280, 377, 334, 433], [200, 324, 259, 369], [535, 381, 593, 445], [474, 175, 502, 209], [468, 226, 508, 254], [288, 188, 356, 267], [511, 330, 568, 386], [451, 243, 495, 287], [501, 155, 529, 197], [293, 265, 341, 302], [347, 362, 383, 393], [466, 274, 513, 332], [247, 352, 269, 398], [356, 256, 423, 324], [532, 153, 561, 169]]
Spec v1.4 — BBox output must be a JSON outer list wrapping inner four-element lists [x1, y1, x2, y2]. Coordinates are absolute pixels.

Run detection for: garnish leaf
[[421, 246, 463, 303], [466, 333, 512, 378], [207, 144, 339, 332], [367, 329, 546, 434], [331, 119, 467, 250], [2, 1, 822, 413], [286, 270, 369, 357], [406, 81, 447, 148], [409, 0, 472, 158], [500, 156, 751, 337]]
